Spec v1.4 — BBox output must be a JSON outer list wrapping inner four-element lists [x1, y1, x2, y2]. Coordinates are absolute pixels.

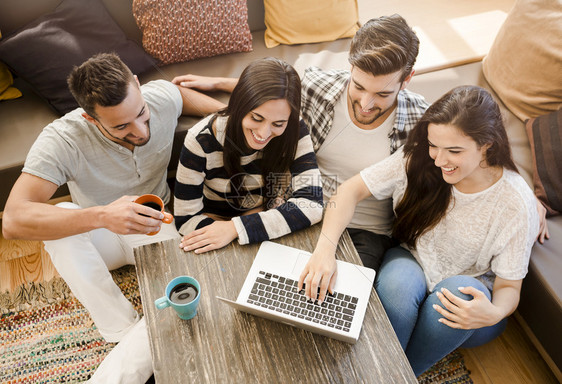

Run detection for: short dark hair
[[67, 52, 135, 118], [349, 14, 419, 82]]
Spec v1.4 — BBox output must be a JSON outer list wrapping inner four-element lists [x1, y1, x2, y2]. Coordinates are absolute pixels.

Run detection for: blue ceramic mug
[[155, 276, 201, 320]]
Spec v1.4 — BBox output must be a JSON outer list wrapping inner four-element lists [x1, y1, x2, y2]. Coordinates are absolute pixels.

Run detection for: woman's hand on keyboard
[[298, 244, 338, 304]]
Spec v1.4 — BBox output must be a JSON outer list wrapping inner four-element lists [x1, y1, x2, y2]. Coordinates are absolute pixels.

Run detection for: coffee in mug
[[155, 276, 201, 320], [169, 282, 199, 304], [134, 194, 173, 235]]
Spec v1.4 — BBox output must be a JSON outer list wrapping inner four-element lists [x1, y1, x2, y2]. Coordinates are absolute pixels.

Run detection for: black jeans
[[347, 228, 398, 273]]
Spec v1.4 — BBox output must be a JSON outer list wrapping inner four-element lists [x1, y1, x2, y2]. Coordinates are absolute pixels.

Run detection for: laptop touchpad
[[291, 252, 311, 277]]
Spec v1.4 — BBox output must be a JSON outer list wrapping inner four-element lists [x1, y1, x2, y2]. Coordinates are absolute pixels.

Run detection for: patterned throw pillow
[[525, 109, 562, 216], [132, 0, 253, 65]]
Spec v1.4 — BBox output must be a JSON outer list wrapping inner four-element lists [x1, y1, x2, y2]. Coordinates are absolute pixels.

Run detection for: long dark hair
[[219, 57, 301, 208], [393, 85, 518, 247]]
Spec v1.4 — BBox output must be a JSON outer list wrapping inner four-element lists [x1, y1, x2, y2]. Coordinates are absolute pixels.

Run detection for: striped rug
[[0, 265, 471, 383]]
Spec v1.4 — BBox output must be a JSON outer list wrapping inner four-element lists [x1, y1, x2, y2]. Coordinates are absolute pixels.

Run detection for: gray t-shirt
[[23, 80, 182, 208]]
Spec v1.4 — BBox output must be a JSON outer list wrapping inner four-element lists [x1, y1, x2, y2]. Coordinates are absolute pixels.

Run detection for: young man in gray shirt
[[2, 53, 224, 383]]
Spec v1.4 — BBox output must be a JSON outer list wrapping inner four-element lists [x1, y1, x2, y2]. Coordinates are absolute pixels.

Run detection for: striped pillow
[[525, 109, 562, 216]]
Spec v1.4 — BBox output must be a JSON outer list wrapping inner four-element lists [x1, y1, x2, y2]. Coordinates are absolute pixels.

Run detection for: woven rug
[[0, 265, 472, 383], [0, 266, 142, 383]]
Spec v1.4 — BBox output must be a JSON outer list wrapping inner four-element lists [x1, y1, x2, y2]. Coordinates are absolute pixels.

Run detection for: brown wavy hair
[[393, 85, 518, 247], [348, 14, 419, 82]]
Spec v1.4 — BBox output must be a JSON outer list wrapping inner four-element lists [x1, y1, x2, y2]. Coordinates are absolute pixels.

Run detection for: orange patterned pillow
[[133, 0, 253, 65]]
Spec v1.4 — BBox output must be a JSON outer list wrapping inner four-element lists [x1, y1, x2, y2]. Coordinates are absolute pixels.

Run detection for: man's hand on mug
[[134, 194, 173, 235], [100, 195, 164, 235]]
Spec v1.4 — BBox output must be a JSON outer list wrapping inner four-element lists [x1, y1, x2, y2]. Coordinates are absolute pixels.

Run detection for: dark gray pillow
[[525, 109, 562, 216], [0, 0, 156, 115]]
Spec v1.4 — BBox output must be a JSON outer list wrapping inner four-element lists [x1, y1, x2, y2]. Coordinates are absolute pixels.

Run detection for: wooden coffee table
[[134, 224, 417, 383]]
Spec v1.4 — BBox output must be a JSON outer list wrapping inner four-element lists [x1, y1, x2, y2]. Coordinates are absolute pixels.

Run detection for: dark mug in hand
[[134, 194, 173, 235]]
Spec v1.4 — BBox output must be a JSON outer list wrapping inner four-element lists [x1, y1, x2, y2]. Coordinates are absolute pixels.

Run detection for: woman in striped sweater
[[174, 58, 323, 253]]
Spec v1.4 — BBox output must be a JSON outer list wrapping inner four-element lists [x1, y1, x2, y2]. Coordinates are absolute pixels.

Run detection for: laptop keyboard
[[246, 270, 358, 333]]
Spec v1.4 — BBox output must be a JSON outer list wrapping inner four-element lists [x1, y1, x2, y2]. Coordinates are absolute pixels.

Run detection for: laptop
[[217, 241, 375, 344]]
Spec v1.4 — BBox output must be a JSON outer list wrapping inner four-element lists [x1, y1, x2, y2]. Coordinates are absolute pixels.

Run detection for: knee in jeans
[[375, 276, 403, 296], [376, 277, 427, 320], [429, 276, 491, 312]]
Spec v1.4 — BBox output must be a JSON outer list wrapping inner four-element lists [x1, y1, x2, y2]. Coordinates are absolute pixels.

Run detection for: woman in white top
[[298, 86, 539, 376]]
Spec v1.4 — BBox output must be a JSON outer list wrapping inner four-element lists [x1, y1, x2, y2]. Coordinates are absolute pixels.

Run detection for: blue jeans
[[374, 246, 507, 377]]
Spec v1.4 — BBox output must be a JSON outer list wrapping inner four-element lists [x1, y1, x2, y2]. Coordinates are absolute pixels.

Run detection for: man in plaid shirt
[[300, 15, 428, 272], [173, 14, 428, 273]]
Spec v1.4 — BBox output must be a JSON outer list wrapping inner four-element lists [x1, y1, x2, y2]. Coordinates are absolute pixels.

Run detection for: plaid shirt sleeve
[[301, 67, 350, 152], [388, 89, 430, 154]]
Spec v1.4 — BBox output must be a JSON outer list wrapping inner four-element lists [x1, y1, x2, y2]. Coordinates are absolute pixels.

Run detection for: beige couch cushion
[[263, 0, 359, 48], [482, 0, 562, 122]]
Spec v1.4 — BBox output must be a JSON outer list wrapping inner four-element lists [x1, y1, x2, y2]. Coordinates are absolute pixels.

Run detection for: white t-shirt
[[316, 84, 396, 235], [360, 148, 539, 291], [23, 80, 182, 208]]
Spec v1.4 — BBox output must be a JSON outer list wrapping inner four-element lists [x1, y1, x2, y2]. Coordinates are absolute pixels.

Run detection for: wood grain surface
[[0, 238, 58, 292], [135, 225, 416, 384]]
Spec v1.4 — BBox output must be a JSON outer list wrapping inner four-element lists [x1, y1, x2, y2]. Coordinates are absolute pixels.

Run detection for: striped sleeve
[[174, 124, 215, 235], [232, 121, 324, 244]]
